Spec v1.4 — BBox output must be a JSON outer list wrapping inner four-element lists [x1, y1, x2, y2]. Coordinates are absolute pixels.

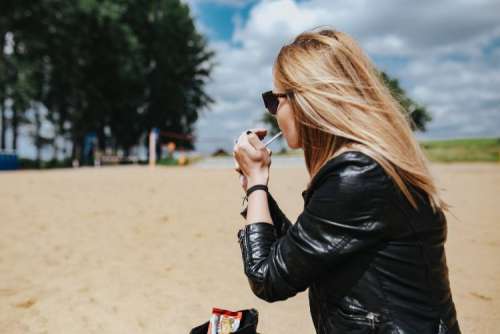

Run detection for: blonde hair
[[274, 26, 450, 213]]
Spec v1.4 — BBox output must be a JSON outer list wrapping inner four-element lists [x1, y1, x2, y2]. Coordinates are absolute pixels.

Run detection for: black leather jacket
[[237, 151, 460, 334]]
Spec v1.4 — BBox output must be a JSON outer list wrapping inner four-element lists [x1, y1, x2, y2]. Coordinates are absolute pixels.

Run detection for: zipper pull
[[366, 312, 378, 330], [237, 228, 245, 243]]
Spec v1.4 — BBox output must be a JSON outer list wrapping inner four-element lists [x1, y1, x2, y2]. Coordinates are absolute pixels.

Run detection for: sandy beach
[[1, 160, 499, 333]]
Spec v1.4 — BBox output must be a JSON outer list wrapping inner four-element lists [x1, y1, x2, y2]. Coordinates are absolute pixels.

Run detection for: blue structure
[[83, 132, 98, 165], [0, 151, 19, 171]]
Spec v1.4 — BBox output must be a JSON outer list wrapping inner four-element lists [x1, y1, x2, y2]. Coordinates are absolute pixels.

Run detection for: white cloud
[[403, 51, 500, 139], [233, 0, 327, 46], [193, 0, 500, 153]]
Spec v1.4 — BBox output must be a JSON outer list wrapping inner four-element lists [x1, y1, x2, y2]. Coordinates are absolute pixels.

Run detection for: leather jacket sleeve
[[237, 160, 392, 303], [240, 191, 293, 237]]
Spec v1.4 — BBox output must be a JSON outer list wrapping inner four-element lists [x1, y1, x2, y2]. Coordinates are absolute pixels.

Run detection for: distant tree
[[123, 0, 215, 150], [0, 0, 41, 152], [379, 72, 431, 132], [0, 0, 214, 164], [0, 5, 11, 150], [262, 71, 432, 137]]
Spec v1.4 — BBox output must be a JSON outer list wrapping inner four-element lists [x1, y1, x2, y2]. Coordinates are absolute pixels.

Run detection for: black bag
[[189, 308, 259, 334]]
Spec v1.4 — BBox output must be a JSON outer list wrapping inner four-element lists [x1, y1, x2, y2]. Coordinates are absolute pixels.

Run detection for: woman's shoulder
[[304, 150, 393, 220], [312, 150, 388, 188], [303, 150, 392, 205]]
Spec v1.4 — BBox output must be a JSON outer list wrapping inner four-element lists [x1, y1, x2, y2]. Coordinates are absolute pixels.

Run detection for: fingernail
[[246, 130, 252, 135]]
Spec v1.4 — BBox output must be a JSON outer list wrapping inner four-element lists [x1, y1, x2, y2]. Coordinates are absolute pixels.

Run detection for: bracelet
[[246, 184, 268, 197]]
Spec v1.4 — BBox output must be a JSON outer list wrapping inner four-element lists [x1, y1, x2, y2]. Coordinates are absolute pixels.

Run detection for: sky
[[6, 0, 500, 158], [184, 0, 500, 154]]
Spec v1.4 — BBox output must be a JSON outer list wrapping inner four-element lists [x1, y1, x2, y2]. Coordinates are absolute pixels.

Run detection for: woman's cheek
[[284, 118, 298, 148], [275, 116, 285, 138], [276, 114, 284, 132], [287, 133, 298, 149], [277, 120, 293, 148]]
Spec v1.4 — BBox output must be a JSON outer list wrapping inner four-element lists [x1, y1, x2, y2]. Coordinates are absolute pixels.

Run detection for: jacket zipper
[[238, 228, 244, 243], [366, 312, 381, 330], [338, 308, 380, 330]]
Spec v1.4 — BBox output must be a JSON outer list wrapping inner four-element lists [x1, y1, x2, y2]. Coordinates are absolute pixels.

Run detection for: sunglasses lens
[[262, 91, 278, 115]]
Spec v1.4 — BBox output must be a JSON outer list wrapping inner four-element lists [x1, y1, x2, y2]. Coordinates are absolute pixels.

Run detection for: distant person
[[233, 27, 460, 333]]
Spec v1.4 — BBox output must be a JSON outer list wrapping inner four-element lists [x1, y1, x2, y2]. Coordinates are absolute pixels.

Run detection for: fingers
[[248, 128, 267, 140], [237, 131, 250, 147], [233, 136, 246, 159], [235, 132, 257, 157], [233, 159, 241, 174], [239, 174, 247, 190], [234, 128, 267, 145], [247, 132, 266, 151], [233, 129, 271, 165], [235, 165, 242, 174], [232, 150, 243, 174]]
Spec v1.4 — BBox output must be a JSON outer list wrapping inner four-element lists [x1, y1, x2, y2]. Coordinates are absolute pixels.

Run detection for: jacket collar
[[301, 150, 366, 205]]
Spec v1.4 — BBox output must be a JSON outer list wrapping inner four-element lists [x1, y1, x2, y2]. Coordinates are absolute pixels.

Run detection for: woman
[[233, 27, 460, 334]]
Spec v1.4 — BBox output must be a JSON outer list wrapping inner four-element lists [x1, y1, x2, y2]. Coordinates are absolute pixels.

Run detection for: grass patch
[[273, 137, 500, 162], [157, 154, 204, 166], [420, 137, 500, 162]]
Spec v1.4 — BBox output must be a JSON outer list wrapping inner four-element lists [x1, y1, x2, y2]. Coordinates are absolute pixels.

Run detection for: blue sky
[[185, 0, 500, 154], [193, 1, 255, 40]]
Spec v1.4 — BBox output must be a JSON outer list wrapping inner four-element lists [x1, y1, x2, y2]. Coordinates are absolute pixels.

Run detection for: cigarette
[[263, 132, 282, 147]]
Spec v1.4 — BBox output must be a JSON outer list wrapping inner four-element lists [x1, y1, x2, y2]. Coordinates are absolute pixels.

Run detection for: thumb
[[248, 128, 267, 140]]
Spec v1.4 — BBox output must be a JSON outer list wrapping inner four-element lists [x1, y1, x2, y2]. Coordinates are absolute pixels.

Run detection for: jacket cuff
[[237, 222, 278, 242]]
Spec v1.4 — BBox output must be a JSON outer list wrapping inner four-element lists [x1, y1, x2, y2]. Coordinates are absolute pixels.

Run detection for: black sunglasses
[[262, 90, 292, 115]]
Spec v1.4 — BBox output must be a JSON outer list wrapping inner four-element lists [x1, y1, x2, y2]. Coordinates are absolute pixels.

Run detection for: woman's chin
[[286, 140, 300, 150]]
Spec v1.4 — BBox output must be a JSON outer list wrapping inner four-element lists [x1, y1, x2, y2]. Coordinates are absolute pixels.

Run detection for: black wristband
[[246, 184, 268, 197]]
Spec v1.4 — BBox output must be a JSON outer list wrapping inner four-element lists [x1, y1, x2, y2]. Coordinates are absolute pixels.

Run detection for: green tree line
[[0, 0, 214, 165]]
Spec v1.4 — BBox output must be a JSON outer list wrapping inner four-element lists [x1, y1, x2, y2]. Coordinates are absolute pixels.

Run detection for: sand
[[0, 161, 499, 333]]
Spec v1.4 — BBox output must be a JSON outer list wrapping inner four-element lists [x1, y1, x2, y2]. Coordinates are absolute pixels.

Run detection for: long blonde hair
[[274, 27, 450, 213]]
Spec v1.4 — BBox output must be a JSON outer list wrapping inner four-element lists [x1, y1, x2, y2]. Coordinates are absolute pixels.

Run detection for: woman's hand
[[234, 156, 248, 191], [238, 174, 248, 192], [233, 128, 272, 189]]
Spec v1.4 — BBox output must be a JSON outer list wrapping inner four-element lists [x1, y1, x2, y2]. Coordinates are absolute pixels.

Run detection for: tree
[[379, 71, 431, 132], [262, 71, 432, 137], [0, 0, 214, 164], [123, 0, 215, 150]]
